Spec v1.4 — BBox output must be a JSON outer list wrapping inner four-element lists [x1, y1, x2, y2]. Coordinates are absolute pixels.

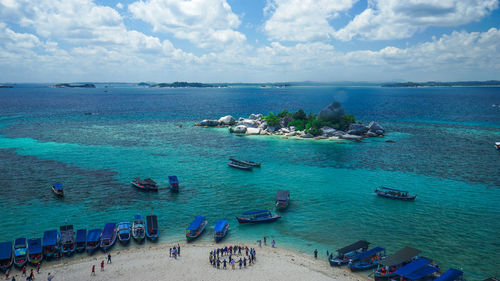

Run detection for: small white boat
[[496, 142, 500, 149]]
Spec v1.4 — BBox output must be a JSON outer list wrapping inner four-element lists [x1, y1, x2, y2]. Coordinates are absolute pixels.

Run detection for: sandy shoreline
[[6, 241, 371, 281]]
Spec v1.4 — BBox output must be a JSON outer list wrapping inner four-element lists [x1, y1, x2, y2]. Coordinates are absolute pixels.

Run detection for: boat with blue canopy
[[348, 246, 386, 272], [186, 216, 207, 242], [329, 240, 370, 266], [100, 223, 117, 251], [275, 190, 290, 210], [168, 176, 179, 192], [132, 215, 146, 242], [435, 268, 465, 281], [42, 230, 59, 258], [60, 225, 75, 256], [236, 210, 281, 223], [213, 220, 229, 242], [0, 242, 13, 271], [375, 186, 416, 201], [393, 257, 440, 280], [75, 229, 86, 252], [27, 238, 42, 265], [146, 215, 159, 241], [86, 229, 101, 254], [374, 246, 420, 280], [52, 182, 64, 196], [13, 238, 28, 267], [117, 222, 131, 244]]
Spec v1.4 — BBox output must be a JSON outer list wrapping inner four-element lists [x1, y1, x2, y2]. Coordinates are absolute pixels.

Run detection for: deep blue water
[[0, 85, 499, 280]]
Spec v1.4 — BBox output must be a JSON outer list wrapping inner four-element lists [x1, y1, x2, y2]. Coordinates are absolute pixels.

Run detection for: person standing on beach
[[169, 248, 172, 257], [271, 240, 275, 248], [29, 270, 34, 280], [314, 249, 318, 259], [22, 267, 26, 277], [5, 269, 9, 279], [263, 237, 267, 245], [258, 240, 261, 247], [107, 253, 112, 264], [231, 259, 235, 270], [47, 272, 54, 281], [91, 265, 95, 276], [36, 263, 40, 273], [177, 244, 181, 256], [243, 257, 247, 267], [101, 260, 105, 271], [238, 258, 242, 269], [10, 276, 15, 281], [223, 259, 227, 269]]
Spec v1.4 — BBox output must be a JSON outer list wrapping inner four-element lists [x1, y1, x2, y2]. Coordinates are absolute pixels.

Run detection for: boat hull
[[28, 254, 42, 265], [14, 255, 27, 268], [51, 187, 64, 196], [186, 221, 207, 242], [348, 261, 379, 272], [375, 190, 416, 201], [235, 216, 281, 224], [118, 234, 131, 244], [228, 162, 253, 170], [61, 245, 75, 256]]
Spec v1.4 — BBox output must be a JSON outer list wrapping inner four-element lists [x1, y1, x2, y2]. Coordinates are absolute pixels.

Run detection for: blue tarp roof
[[102, 223, 116, 239], [14, 238, 26, 248], [28, 238, 42, 254], [168, 176, 178, 183], [118, 222, 130, 228], [379, 186, 408, 193], [214, 220, 228, 231], [43, 230, 58, 246], [394, 258, 431, 276], [404, 265, 439, 280], [52, 183, 64, 190], [435, 269, 464, 281], [75, 229, 86, 243], [355, 247, 385, 260], [87, 229, 101, 242], [134, 215, 144, 221], [242, 210, 269, 215], [0, 242, 12, 260], [187, 216, 205, 230]]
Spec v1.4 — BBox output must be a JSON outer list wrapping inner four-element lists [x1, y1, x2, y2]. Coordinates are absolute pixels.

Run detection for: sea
[[0, 84, 499, 280]]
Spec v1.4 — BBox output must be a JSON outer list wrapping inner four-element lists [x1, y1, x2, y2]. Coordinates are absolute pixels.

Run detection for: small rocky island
[[196, 101, 385, 140], [50, 83, 96, 88]]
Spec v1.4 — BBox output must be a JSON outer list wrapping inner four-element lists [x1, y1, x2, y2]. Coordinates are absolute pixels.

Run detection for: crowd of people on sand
[[168, 244, 181, 259], [3, 262, 55, 281], [209, 245, 256, 270]]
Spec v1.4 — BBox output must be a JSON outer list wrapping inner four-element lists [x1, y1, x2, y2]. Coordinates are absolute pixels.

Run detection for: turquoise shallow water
[[0, 85, 499, 280]]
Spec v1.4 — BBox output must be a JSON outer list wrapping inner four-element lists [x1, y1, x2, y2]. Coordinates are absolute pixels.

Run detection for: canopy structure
[[214, 220, 228, 232], [168, 176, 178, 184], [134, 215, 144, 222], [380, 246, 420, 267], [275, 190, 290, 201], [394, 258, 431, 276], [242, 210, 270, 215], [43, 230, 58, 246], [355, 247, 385, 260], [27, 239, 42, 254], [87, 229, 102, 242], [14, 238, 26, 248], [337, 240, 370, 254], [379, 186, 408, 193], [435, 268, 464, 281], [118, 222, 131, 233], [147, 215, 158, 231], [0, 242, 12, 260], [404, 264, 439, 280], [52, 183, 64, 190], [75, 229, 86, 243], [102, 223, 116, 239], [60, 225, 75, 243], [187, 216, 205, 230]]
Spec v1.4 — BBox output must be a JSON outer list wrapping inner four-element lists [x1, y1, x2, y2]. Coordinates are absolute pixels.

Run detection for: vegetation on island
[[141, 82, 228, 88], [382, 80, 500, 87], [51, 83, 96, 88]]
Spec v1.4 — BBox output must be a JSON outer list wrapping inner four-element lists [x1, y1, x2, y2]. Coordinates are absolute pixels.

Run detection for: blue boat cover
[[394, 258, 431, 276], [118, 222, 131, 233], [134, 215, 144, 221], [242, 210, 269, 215], [404, 265, 439, 280], [434, 269, 464, 281], [75, 229, 86, 243], [0, 242, 12, 260], [27, 239, 42, 254], [187, 216, 205, 230], [14, 238, 26, 248], [379, 186, 407, 193], [53, 183, 64, 190], [102, 223, 116, 239], [169, 176, 178, 183], [355, 247, 385, 260], [87, 229, 101, 242], [43, 230, 58, 246], [214, 220, 228, 232]]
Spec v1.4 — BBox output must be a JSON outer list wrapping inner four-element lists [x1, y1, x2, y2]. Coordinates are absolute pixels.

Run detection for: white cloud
[[116, 2, 124, 9], [334, 0, 499, 41], [263, 0, 358, 42]]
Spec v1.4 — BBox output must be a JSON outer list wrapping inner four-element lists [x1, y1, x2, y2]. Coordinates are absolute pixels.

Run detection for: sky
[[0, 0, 499, 83]]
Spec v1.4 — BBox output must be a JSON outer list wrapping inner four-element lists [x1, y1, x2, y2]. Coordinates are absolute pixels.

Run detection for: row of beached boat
[[0, 215, 159, 271], [327, 241, 465, 281]]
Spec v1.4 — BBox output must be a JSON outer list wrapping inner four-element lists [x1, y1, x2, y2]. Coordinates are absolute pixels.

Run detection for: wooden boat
[[348, 246, 385, 272], [132, 215, 146, 241], [117, 222, 131, 244], [27, 238, 43, 265], [146, 215, 159, 241], [75, 229, 86, 252], [329, 240, 370, 266], [168, 175, 180, 192], [60, 225, 75, 256], [374, 186, 416, 201], [373, 246, 420, 280], [131, 177, 159, 191], [496, 142, 500, 150], [435, 268, 465, 281], [13, 238, 27, 267], [228, 161, 253, 170], [86, 229, 101, 254], [0, 242, 13, 271], [393, 257, 440, 280], [100, 223, 117, 251], [229, 158, 261, 167], [213, 220, 229, 242], [236, 210, 281, 223], [275, 190, 290, 209], [51, 182, 64, 196], [42, 230, 59, 259], [186, 216, 207, 242]]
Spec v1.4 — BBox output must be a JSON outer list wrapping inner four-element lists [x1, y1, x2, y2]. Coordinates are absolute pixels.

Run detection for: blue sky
[[0, 0, 499, 82]]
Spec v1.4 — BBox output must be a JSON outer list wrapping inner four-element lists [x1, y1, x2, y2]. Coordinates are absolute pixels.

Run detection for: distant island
[[382, 80, 500, 87], [0, 84, 13, 88], [139, 82, 228, 88], [50, 83, 96, 88]]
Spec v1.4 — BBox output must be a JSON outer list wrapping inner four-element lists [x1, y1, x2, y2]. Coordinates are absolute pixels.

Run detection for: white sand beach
[[7, 241, 371, 281]]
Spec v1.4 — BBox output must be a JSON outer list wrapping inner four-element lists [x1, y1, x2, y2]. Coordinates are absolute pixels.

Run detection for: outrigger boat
[[117, 222, 131, 244], [329, 240, 370, 266], [348, 246, 385, 272], [228, 161, 253, 170], [27, 238, 43, 265], [168, 176, 180, 192], [75, 229, 86, 252], [131, 177, 159, 191], [132, 215, 146, 242], [42, 230, 59, 259], [146, 215, 159, 241], [275, 190, 290, 210], [186, 216, 207, 242], [86, 229, 101, 254], [0, 242, 13, 271], [213, 220, 229, 242], [100, 223, 117, 251], [236, 210, 281, 224], [51, 182, 64, 196], [60, 225, 75, 256], [375, 186, 417, 201], [393, 257, 440, 280], [13, 238, 28, 268], [496, 142, 500, 150], [229, 158, 261, 167], [374, 246, 420, 280], [435, 268, 465, 281]]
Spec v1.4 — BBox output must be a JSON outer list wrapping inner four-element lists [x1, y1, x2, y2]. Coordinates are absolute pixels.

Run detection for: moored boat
[[348, 246, 385, 272], [60, 225, 75, 256], [393, 257, 440, 280], [0, 242, 13, 271], [131, 177, 159, 191], [373, 246, 420, 280], [213, 220, 229, 242], [42, 230, 59, 259], [132, 215, 146, 242], [27, 238, 42, 265], [117, 222, 131, 244], [275, 190, 290, 209], [168, 175, 180, 192], [100, 223, 117, 251], [228, 161, 253, 170], [435, 268, 465, 281], [236, 210, 281, 223], [146, 215, 159, 241], [229, 158, 261, 167], [329, 240, 370, 266], [75, 229, 86, 252], [51, 182, 64, 196], [186, 216, 207, 242], [495, 142, 500, 150], [375, 186, 417, 201], [13, 238, 28, 268], [86, 229, 101, 254]]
